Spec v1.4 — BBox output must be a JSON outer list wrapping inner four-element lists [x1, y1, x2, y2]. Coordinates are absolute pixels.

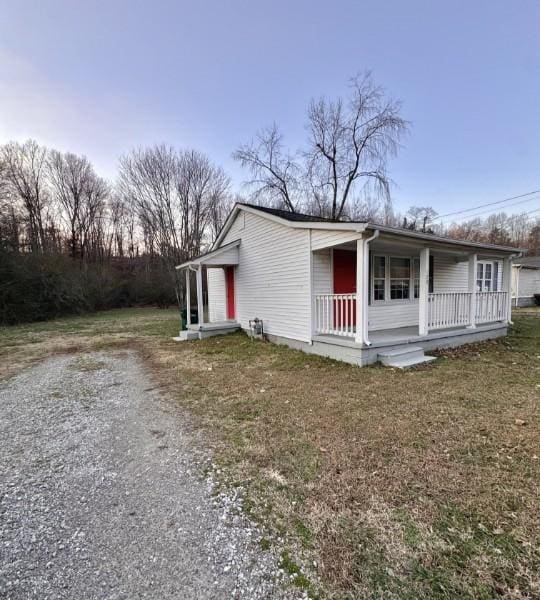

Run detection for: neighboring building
[[512, 256, 540, 307], [176, 203, 520, 368]]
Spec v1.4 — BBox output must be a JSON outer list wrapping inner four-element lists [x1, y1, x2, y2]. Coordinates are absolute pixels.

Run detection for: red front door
[[225, 266, 235, 320], [332, 249, 356, 328]]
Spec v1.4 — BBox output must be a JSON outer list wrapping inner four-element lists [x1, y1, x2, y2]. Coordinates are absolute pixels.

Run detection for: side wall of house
[[513, 267, 540, 304], [218, 211, 312, 341], [207, 267, 226, 322]]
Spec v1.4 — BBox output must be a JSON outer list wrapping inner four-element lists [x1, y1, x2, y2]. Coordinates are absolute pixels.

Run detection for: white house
[[512, 256, 540, 307], [176, 203, 520, 367]]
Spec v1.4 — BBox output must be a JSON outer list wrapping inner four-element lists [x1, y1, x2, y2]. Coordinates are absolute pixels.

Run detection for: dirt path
[[0, 351, 297, 599]]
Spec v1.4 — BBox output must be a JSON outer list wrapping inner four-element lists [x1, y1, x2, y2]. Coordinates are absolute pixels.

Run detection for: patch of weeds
[[394, 509, 421, 549], [279, 551, 313, 591], [259, 537, 272, 551], [70, 356, 108, 372]]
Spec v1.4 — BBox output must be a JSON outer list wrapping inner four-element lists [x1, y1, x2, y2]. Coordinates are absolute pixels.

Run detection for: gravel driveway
[[0, 351, 299, 599]]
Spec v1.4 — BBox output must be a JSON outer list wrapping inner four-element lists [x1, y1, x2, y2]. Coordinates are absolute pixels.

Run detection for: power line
[[436, 199, 540, 225], [428, 188, 540, 222]]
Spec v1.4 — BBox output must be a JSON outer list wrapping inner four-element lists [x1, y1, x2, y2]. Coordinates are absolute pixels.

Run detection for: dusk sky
[[1, 0, 539, 221]]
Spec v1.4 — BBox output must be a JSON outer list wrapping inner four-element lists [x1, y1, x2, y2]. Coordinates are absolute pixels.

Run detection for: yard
[[1, 307, 539, 598]]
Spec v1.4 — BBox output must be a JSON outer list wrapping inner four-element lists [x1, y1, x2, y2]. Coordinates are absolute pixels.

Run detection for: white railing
[[476, 291, 508, 324], [314, 293, 356, 336], [428, 291, 508, 329], [428, 292, 472, 330]]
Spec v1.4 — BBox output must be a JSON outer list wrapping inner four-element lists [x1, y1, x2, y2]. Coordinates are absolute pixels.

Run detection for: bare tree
[[48, 150, 109, 259], [118, 145, 231, 304], [305, 73, 408, 220], [1, 140, 49, 252], [233, 124, 300, 212]]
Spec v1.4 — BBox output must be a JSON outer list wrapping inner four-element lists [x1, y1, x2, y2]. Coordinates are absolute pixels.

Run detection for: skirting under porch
[[266, 322, 508, 367]]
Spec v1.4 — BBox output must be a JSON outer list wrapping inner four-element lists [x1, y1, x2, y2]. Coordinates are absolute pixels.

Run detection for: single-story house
[[512, 256, 540, 306], [176, 203, 521, 367]]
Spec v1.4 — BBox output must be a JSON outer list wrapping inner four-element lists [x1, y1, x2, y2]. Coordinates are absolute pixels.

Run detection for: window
[[390, 257, 411, 300], [477, 261, 498, 291], [371, 253, 435, 303], [373, 256, 386, 301]]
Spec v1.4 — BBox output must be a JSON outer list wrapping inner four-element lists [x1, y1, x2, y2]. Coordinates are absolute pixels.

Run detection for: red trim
[[225, 266, 235, 319]]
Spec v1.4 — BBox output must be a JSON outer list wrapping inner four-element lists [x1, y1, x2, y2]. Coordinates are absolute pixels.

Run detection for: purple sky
[[1, 0, 539, 218]]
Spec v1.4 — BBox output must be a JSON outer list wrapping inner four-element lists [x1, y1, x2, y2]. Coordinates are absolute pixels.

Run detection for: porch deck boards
[[313, 321, 506, 349]]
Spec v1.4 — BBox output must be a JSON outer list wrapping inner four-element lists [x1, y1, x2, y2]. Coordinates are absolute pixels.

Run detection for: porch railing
[[428, 291, 508, 329], [428, 292, 472, 330], [315, 291, 509, 337], [314, 293, 356, 336], [475, 291, 508, 324]]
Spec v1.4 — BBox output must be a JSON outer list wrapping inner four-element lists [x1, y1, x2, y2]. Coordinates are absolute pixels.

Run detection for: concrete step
[[173, 330, 199, 342], [378, 345, 436, 368], [378, 345, 426, 365], [384, 355, 437, 369]]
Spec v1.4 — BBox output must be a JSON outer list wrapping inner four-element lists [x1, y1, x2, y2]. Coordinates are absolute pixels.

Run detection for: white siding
[[433, 255, 468, 292], [207, 267, 226, 322], [313, 249, 332, 294], [311, 230, 362, 250], [220, 211, 312, 341], [513, 267, 540, 299]]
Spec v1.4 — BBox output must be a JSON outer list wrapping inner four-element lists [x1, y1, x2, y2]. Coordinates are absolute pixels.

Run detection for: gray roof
[[515, 255, 540, 268]]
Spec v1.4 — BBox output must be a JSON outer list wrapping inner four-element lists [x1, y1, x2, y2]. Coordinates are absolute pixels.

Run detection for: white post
[[355, 237, 368, 345], [468, 253, 477, 328], [502, 256, 513, 323], [196, 265, 204, 326], [419, 247, 430, 336], [185, 269, 191, 326]]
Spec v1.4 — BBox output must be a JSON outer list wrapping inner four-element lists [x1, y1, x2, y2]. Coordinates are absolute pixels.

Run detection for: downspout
[[362, 229, 380, 346]]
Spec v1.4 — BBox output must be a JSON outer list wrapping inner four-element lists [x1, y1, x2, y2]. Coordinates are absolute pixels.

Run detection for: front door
[[225, 266, 235, 320], [332, 249, 356, 328]]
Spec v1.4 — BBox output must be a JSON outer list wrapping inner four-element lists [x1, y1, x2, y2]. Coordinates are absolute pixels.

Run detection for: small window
[[477, 261, 496, 292], [373, 256, 386, 301], [390, 257, 410, 300]]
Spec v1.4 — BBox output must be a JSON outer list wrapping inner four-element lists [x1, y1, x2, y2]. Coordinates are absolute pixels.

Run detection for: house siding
[[207, 267, 226, 322], [311, 230, 362, 251], [219, 211, 312, 342], [313, 249, 332, 294], [513, 267, 540, 302]]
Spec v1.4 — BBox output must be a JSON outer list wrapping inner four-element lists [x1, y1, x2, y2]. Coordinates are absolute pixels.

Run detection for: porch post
[[185, 269, 191, 326], [468, 253, 477, 328], [196, 265, 204, 326], [355, 237, 368, 345], [502, 256, 513, 323], [418, 247, 430, 336]]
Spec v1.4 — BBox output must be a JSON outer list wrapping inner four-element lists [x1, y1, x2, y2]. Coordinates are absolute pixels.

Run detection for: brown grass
[[2, 307, 540, 598]]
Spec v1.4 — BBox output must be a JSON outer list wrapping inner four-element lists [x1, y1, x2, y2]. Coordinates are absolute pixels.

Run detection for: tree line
[[0, 140, 232, 324], [1, 72, 537, 324]]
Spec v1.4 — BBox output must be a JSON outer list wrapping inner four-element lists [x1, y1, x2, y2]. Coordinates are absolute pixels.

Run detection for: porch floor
[[313, 321, 507, 349]]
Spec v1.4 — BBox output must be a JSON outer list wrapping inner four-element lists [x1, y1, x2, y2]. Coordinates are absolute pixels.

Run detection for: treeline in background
[[2, 137, 539, 327], [0, 140, 231, 324]]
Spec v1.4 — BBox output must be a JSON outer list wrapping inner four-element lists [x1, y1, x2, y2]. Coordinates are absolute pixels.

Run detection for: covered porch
[[175, 240, 241, 341], [311, 231, 514, 348]]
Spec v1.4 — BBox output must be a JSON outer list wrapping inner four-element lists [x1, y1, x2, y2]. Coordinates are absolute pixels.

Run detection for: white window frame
[[371, 254, 419, 305], [477, 260, 498, 292]]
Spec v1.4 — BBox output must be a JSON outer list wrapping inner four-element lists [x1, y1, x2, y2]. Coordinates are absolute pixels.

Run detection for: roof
[[212, 203, 522, 255], [239, 203, 333, 223], [175, 239, 240, 269], [514, 255, 540, 268]]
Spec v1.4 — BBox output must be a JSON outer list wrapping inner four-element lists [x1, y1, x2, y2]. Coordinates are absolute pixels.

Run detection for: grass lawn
[[2, 307, 539, 598]]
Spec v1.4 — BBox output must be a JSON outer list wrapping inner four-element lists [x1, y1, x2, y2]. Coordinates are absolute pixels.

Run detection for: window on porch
[[370, 254, 434, 303]]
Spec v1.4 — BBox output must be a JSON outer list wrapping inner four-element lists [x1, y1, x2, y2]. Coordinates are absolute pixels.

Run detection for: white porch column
[[468, 253, 477, 328], [196, 265, 204, 326], [355, 237, 368, 345], [502, 256, 513, 323], [418, 247, 430, 336], [185, 269, 191, 326]]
